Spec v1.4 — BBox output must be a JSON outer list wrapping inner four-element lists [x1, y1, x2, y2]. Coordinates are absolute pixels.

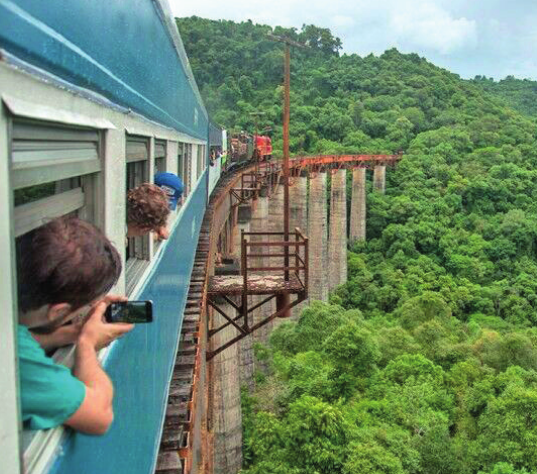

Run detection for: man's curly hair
[[127, 183, 170, 230]]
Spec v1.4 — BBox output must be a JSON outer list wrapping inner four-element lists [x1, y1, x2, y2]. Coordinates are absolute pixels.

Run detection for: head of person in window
[[127, 183, 171, 241], [17, 217, 133, 434], [154, 172, 184, 211]]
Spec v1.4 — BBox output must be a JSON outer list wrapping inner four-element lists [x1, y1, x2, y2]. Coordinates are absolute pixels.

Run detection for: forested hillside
[[472, 75, 537, 118], [178, 17, 537, 474]]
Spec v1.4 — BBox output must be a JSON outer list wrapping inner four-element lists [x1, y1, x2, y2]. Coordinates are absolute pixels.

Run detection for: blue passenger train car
[[0, 1, 217, 473]]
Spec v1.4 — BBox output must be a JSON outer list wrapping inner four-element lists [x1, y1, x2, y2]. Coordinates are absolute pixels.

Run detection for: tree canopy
[[177, 16, 537, 474]]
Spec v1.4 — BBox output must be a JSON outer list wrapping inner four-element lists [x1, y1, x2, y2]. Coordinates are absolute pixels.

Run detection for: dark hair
[[127, 183, 170, 230], [17, 217, 122, 313]]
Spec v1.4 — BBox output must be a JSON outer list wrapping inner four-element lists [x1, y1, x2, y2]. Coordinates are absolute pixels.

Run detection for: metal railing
[[240, 227, 308, 316]]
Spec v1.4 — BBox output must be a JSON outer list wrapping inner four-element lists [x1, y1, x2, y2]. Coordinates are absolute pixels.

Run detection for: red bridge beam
[[290, 153, 403, 169]]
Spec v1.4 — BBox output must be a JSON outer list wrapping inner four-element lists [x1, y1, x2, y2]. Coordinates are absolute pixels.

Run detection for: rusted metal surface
[[288, 153, 403, 170], [206, 228, 307, 360], [207, 293, 306, 359], [283, 44, 291, 281], [209, 274, 303, 295], [155, 166, 252, 474]]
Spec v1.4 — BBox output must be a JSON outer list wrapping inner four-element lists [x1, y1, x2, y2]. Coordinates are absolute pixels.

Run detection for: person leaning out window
[[18, 217, 132, 434]]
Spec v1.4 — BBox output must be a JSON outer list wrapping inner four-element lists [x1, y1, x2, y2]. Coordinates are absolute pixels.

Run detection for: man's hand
[[79, 295, 134, 351], [154, 226, 170, 241]]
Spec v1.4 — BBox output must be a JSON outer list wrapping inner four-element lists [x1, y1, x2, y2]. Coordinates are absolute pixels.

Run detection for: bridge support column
[[233, 217, 254, 392], [250, 187, 274, 349], [373, 165, 386, 194], [211, 297, 242, 474], [308, 171, 328, 302], [268, 183, 286, 327], [350, 168, 366, 243], [290, 173, 308, 319], [328, 169, 347, 291]]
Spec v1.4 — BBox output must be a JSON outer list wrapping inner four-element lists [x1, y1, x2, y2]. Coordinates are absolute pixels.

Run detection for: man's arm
[[64, 297, 133, 435], [65, 337, 114, 434]]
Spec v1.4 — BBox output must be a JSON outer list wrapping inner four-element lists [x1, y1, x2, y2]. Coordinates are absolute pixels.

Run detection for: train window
[[125, 136, 150, 295], [10, 118, 102, 464], [155, 139, 166, 173], [184, 143, 192, 196], [196, 144, 205, 179], [11, 119, 101, 238], [177, 142, 185, 183]]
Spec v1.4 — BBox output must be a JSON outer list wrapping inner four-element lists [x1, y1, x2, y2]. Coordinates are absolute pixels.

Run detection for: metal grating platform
[[208, 273, 303, 295]]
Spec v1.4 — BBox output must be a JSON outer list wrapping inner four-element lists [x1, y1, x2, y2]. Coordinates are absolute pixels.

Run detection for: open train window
[[184, 143, 192, 196], [178, 142, 185, 193], [125, 135, 150, 295], [12, 119, 101, 238], [155, 139, 166, 174], [10, 118, 102, 470]]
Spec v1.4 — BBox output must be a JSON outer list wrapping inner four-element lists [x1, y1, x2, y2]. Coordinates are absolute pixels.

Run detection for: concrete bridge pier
[[350, 168, 366, 243], [249, 186, 275, 350], [268, 182, 286, 328], [308, 171, 328, 302], [233, 214, 254, 392], [289, 173, 308, 319], [211, 301, 242, 474], [373, 165, 386, 194], [328, 169, 347, 291]]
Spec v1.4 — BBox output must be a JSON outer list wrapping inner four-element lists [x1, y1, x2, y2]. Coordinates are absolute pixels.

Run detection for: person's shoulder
[[18, 325, 40, 351], [18, 325, 54, 363]]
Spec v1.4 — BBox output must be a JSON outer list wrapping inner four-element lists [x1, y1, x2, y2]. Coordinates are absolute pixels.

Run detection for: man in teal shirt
[[18, 217, 133, 434]]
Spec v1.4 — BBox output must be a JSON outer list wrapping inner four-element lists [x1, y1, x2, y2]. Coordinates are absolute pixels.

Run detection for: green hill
[[178, 16, 534, 156], [178, 16, 537, 474], [472, 75, 537, 117]]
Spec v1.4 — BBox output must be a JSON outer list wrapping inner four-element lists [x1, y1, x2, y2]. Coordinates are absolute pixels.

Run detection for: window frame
[[177, 141, 185, 184], [184, 143, 192, 197], [196, 144, 203, 180], [11, 118, 104, 236], [125, 134, 152, 296], [154, 138, 166, 174], [8, 116, 106, 472]]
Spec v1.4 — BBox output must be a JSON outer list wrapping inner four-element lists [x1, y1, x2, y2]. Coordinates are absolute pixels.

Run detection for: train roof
[[0, 0, 208, 139]]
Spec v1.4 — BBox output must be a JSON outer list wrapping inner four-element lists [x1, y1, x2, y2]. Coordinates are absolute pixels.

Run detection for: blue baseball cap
[[154, 172, 184, 210]]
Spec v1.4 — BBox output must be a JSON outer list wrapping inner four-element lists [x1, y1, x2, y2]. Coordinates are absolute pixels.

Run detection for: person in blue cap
[[154, 172, 184, 211]]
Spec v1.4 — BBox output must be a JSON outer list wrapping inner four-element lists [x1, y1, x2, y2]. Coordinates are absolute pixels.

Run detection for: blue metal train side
[[0, 0, 207, 138], [0, 0, 216, 472], [49, 174, 208, 474]]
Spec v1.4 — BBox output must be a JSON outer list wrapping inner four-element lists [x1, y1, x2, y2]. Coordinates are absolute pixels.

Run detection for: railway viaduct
[[155, 154, 402, 474]]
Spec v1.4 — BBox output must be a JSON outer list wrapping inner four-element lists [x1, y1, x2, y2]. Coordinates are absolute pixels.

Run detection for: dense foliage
[[472, 76, 537, 118], [178, 16, 537, 474]]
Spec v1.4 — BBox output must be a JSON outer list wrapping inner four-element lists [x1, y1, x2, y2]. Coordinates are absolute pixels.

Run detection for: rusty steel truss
[[207, 153, 402, 360], [207, 228, 308, 360]]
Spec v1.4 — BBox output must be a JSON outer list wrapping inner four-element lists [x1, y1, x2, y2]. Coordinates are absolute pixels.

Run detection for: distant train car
[[255, 135, 272, 161], [230, 132, 272, 166], [230, 132, 253, 164]]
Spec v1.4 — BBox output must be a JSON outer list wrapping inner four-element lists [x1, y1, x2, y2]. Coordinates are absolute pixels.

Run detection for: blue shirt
[[18, 325, 86, 430]]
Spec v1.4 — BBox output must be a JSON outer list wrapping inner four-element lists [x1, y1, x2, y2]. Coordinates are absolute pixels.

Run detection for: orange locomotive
[[230, 132, 272, 165]]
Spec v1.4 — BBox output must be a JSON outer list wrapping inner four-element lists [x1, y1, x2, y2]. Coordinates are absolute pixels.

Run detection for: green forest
[[178, 17, 537, 474]]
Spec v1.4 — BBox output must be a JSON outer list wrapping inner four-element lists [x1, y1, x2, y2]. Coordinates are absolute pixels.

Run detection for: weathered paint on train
[[0, 0, 208, 138]]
